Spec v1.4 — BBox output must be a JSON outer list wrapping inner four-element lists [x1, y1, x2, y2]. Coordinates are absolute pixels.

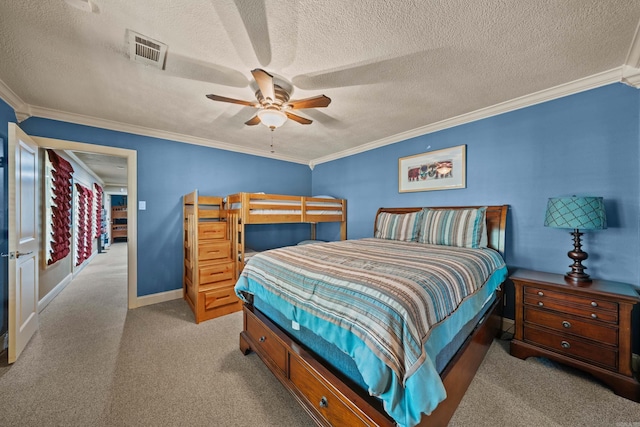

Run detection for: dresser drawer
[[524, 326, 618, 370], [198, 241, 230, 261], [524, 290, 618, 324], [199, 260, 234, 285], [289, 356, 368, 427], [523, 307, 617, 345], [198, 222, 226, 240], [245, 309, 287, 373]]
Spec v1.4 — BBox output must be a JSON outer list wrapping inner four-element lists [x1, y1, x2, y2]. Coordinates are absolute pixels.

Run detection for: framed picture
[[398, 145, 466, 193]]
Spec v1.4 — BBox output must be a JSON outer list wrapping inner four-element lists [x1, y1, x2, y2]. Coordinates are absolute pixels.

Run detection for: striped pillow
[[417, 207, 487, 248], [375, 211, 423, 241]]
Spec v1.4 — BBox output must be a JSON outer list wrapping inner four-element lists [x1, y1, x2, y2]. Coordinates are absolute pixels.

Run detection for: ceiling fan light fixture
[[257, 108, 287, 130]]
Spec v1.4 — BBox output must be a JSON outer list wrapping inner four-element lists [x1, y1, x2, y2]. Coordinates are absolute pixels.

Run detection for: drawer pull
[[561, 341, 571, 349], [537, 291, 544, 296], [537, 301, 544, 307], [319, 396, 328, 408], [591, 313, 598, 319], [562, 321, 571, 328], [259, 336, 266, 343], [591, 301, 598, 307]]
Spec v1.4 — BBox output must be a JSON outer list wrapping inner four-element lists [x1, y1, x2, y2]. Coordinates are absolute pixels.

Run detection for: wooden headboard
[[374, 205, 509, 257]]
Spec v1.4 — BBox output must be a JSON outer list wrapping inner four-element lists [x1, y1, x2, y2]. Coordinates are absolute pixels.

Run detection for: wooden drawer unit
[[199, 260, 234, 285], [523, 307, 617, 345], [289, 356, 368, 427], [240, 306, 391, 427], [199, 284, 242, 321], [510, 269, 640, 402], [183, 191, 240, 323], [198, 241, 231, 261], [523, 286, 618, 323], [244, 307, 287, 373], [198, 222, 226, 240]]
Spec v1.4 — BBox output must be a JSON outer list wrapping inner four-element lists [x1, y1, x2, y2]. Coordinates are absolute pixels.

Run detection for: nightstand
[[509, 269, 640, 402]]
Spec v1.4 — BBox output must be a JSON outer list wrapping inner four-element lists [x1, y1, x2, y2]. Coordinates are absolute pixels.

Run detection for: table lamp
[[544, 196, 606, 283]]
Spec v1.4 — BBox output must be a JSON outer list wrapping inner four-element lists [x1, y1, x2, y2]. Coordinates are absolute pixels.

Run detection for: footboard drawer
[[289, 356, 368, 427], [245, 308, 287, 373]]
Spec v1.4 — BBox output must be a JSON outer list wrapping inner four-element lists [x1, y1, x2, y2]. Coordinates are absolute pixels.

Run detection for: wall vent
[[127, 30, 167, 69]]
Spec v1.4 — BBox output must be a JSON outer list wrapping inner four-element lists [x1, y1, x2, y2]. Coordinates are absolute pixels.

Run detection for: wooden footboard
[[239, 290, 503, 427]]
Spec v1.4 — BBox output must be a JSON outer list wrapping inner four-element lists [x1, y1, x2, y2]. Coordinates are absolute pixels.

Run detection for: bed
[[225, 192, 347, 276], [235, 205, 508, 427]]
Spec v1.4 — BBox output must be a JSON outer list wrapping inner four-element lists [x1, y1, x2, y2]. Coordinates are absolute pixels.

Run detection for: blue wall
[[312, 83, 640, 350], [19, 118, 313, 297]]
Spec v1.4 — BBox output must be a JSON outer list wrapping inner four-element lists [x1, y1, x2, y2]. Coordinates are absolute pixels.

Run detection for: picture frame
[[398, 144, 466, 193]]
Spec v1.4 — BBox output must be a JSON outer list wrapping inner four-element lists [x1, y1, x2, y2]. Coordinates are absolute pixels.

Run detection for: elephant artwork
[[398, 145, 466, 193], [407, 167, 420, 181]]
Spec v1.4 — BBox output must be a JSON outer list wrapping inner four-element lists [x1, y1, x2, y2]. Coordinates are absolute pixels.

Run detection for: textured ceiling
[[1, 0, 639, 165]]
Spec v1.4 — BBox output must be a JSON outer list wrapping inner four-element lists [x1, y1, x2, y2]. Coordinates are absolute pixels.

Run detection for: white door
[[7, 123, 39, 363]]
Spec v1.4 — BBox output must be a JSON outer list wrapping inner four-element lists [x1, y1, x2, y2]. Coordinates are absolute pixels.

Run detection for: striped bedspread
[[239, 238, 506, 383]]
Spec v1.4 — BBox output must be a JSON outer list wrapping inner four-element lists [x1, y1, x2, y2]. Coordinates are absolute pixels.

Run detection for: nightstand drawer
[[524, 326, 617, 370], [524, 286, 617, 311], [524, 292, 618, 324], [523, 307, 617, 345]]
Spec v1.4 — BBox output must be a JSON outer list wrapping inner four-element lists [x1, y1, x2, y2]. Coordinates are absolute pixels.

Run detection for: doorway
[[32, 136, 139, 309]]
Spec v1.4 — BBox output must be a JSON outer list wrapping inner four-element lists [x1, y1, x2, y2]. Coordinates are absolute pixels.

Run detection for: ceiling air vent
[[127, 30, 167, 69]]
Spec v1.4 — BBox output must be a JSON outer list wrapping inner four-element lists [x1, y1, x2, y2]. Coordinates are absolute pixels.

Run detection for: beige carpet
[[0, 242, 638, 426]]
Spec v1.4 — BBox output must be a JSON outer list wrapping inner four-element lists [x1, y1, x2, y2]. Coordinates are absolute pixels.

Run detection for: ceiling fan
[[206, 69, 331, 130]]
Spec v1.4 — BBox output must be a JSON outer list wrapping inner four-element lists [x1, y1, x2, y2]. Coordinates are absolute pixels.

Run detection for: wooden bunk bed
[[225, 192, 347, 275], [237, 205, 509, 427]]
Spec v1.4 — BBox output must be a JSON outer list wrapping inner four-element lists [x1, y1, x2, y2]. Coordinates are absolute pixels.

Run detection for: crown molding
[[622, 65, 640, 88], [0, 78, 31, 122], [0, 68, 628, 170], [26, 105, 309, 165], [310, 67, 623, 167]]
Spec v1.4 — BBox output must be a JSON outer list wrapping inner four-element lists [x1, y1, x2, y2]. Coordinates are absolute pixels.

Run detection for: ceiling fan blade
[[287, 95, 331, 110], [251, 68, 276, 103], [285, 112, 312, 125], [206, 94, 256, 107], [244, 115, 261, 126]]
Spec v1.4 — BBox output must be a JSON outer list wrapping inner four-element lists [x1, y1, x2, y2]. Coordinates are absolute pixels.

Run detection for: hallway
[[0, 242, 129, 423]]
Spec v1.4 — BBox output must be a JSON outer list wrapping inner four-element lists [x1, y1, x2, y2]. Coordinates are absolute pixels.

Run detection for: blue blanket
[[235, 239, 506, 427]]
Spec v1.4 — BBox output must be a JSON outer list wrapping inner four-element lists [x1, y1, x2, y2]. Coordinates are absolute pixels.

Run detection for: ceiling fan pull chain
[[270, 130, 275, 153]]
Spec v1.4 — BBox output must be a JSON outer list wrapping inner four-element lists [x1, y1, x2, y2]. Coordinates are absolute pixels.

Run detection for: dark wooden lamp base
[[565, 229, 591, 283]]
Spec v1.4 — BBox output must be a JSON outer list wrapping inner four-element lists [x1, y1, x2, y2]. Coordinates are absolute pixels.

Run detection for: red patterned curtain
[[75, 183, 94, 266], [94, 183, 103, 239], [46, 149, 74, 265]]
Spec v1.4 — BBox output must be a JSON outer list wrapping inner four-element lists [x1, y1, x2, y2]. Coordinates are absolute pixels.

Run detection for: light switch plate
[[139, 201, 146, 210]]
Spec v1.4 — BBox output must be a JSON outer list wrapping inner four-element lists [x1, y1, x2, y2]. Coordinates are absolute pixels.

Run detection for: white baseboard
[[73, 251, 98, 277], [134, 289, 183, 308], [38, 273, 73, 313]]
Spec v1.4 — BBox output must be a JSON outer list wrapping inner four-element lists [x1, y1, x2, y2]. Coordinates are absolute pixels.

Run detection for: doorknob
[[16, 251, 33, 258]]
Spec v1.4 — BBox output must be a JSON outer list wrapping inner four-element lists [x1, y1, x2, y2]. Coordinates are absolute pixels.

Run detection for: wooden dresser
[[510, 269, 640, 401], [183, 190, 241, 323]]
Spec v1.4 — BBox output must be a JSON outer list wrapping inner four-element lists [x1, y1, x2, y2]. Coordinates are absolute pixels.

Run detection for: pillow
[[374, 211, 423, 241], [417, 207, 487, 248]]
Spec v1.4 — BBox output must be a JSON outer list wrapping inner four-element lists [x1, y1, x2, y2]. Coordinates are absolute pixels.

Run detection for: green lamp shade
[[544, 196, 606, 230]]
